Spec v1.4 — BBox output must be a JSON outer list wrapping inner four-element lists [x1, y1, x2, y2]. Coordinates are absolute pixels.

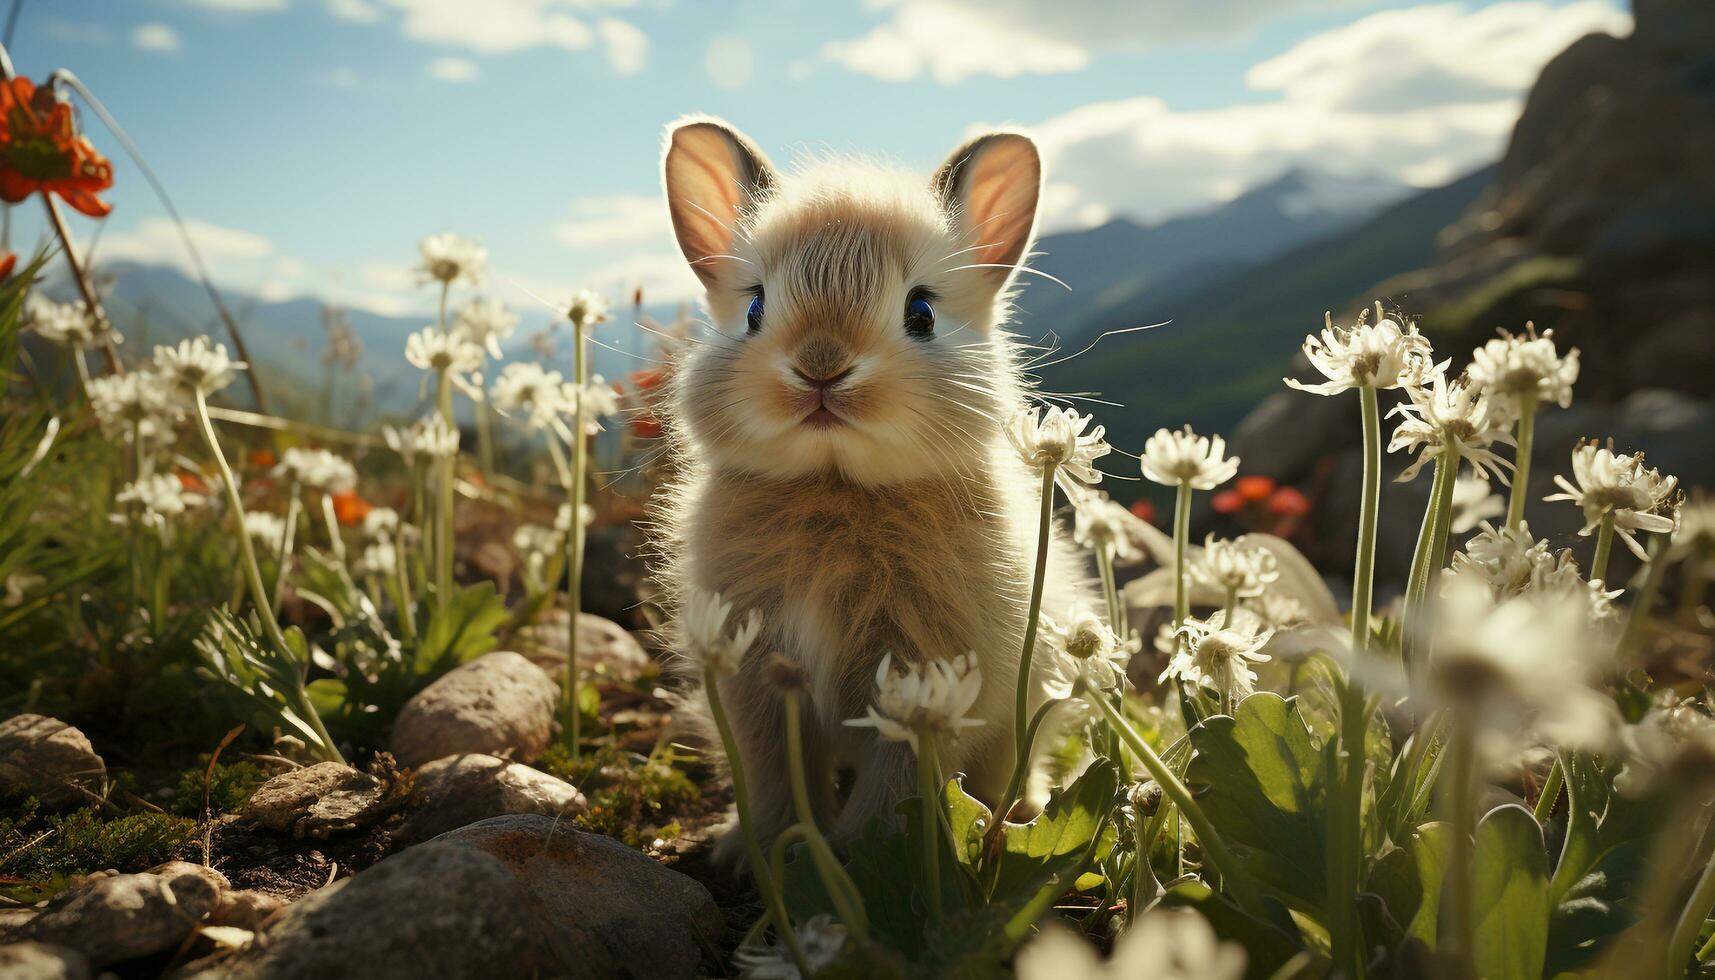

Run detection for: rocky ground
[[0, 612, 761, 980]]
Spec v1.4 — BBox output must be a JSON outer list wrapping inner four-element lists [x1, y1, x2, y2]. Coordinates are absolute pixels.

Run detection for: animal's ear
[[932, 132, 1041, 290], [662, 117, 777, 287]]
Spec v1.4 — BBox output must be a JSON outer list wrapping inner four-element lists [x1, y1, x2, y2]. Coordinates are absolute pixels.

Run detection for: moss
[[170, 759, 269, 817], [538, 742, 700, 850], [0, 794, 197, 900]]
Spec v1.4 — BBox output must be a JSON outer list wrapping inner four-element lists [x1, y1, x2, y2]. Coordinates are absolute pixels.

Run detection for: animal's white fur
[[651, 116, 1093, 863]]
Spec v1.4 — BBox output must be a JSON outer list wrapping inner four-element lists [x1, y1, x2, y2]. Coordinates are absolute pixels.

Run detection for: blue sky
[[4, 0, 1628, 318]]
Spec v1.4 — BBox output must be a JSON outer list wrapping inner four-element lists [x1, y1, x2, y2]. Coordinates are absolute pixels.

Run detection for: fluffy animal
[[653, 116, 1093, 862]]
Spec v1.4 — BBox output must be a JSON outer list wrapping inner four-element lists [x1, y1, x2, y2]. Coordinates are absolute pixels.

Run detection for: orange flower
[[1235, 475, 1275, 502], [177, 471, 209, 494], [0, 77, 114, 218], [0, 251, 15, 279], [629, 368, 667, 392], [1127, 498, 1157, 525], [331, 489, 374, 526], [1212, 489, 1245, 514], [630, 415, 663, 439], [248, 448, 277, 470], [1267, 486, 1311, 518]]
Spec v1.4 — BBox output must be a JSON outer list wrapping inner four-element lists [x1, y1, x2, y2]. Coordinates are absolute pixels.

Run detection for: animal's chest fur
[[685, 471, 1030, 724]]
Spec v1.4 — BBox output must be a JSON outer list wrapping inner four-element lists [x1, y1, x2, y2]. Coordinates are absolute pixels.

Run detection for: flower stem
[[703, 670, 813, 973], [1402, 454, 1451, 675], [390, 529, 417, 641], [1590, 512, 1616, 582], [434, 368, 456, 605], [1087, 688, 1264, 915], [271, 484, 301, 613], [475, 392, 496, 478], [1532, 756, 1564, 823], [1095, 543, 1123, 634], [1352, 385, 1382, 654], [1505, 392, 1537, 530], [1619, 535, 1669, 663], [565, 323, 589, 759], [918, 730, 944, 922], [319, 492, 346, 564], [1000, 698, 1063, 823], [192, 389, 342, 764], [1173, 480, 1192, 627], [40, 192, 121, 375], [1013, 463, 1056, 775], [1442, 718, 1477, 977]]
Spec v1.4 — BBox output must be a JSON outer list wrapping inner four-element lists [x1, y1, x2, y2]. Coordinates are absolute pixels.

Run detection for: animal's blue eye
[[904, 293, 934, 338], [746, 291, 764, 334]]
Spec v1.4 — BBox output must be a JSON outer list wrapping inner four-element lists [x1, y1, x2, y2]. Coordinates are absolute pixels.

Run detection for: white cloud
[[324, 0, 383, 22], [554, 195, 666, 250], [823, 0, 1370, 84], [179, 0, 287, 12], [577, 252, 701, 305], [427, 56, 480, 82], [706, 34, 755, 89], [597, 17, 648, 75], [341, 1, 646, 72], [1017, 0, 1630, 230], [101, 218, 275, 268], [322, 67, 362, 88], [132, 23, 184, 54]]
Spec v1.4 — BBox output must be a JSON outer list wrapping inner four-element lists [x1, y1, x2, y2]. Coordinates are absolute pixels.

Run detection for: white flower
[[680, 588, 763, 676], [1544, 440, 1680, 560], [1161, 611, 1274, 701], [1072, 491, 1144, 562], [512, 522, 563, 558], [113, 473, 201, 530], [555, 502, 594, 533], [491, 363, 576, 435], [1427, 570, 1620, 760], [1006, 406, 1111, 490], [417, 232, 486, 287], [1450, 521, 1553, 597], [844, 652, 984, 753], [1467, 323, 1579, 414], [732, 913, 847, 979], [1387, 371, 1515, 483], [1670, 491, 1715, 571], [576, 377, 622, 434], [1255, 592, 1311, 629], [86, 369, 180, 443], [404, 327, 485, 399], [1615, 698, 1715, 797], [273, 448, 357, 492], [453, 298, 519, 359], [1043, 608, 1130, 697], [243, 511, 287, 546], [1285, 304, 1441, 395], [565, 289, 610, 330], [362, 507, 399, 540], [1450, 473, 1505, 534], [24, 294, 119, 350], [409, 414, 461, 459], [1191, 534, 1279, 600], [154, 336, 245, 397], [1015, 911, 1246, 980], [1140, 425, 1238, 490], [354, 541, 398, 578]]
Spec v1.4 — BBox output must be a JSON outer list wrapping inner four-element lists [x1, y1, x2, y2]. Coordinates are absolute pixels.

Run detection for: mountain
[[1015, 167, 1409, 341], [1036, 165, 1495, 464]]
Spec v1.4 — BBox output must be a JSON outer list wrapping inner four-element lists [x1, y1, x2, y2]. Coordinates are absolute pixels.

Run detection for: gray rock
[[522, 613, 653, 683], [209, 890, 288, 931], [398, 754, 586, 842], [0, 715, 106, 809], [174, 838, 538, 980], [436, 814, 721, 979], [26, 862, 227, 967], [0, 942, 92, 980], [242, 763, 390, 839], [389, 652, 559, 767]]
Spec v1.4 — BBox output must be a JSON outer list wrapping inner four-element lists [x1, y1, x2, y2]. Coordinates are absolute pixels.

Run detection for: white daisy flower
[[273, 448, 357, 492], [1006, 406, 1111, 490], [417, 232, 486, 287], [1467, 323, 1579, 414], [1387, 371, 1516, 483], [1190, 534, 1280, 600], [362, 507, 399, 540], [86, 369, 180, 443], [1285, 303, 1442, 395], [354, 541, 398, 578], [404, 327, 485, 397], [1015, 911, 1246, 980], [1071, 490, 1144, 562], [113, 473, 201, 531], [1450, 521, 1553, 598], [575, 376, 623, 435], [243, 511, 287, 546], [844, 652, 984, 753], [566, 290, 610, 331], [680, 587, 763, 676], [1139, 425, 1239, 490], [1450, 473, 1506, 534], [1544, 440, 1680, 560], [452, 298, 519, 359], [491, 362, 576, 436], [1615, 698, 1715, 798], [555, 502, 594, 533], [24, 294, 120, 350], [732, 913, 847, 979], [1042, 607, 1130, 697], [1160, 611, 1274, 702], [410, 414, 461, 459], [153, 336, 246, 397]]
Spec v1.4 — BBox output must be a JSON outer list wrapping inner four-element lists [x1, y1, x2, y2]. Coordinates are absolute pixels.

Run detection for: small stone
[[390, 652, 559, 767], [398, 754, 586, 843], [522, 613, 653, 683], [209, 890, 288, 931], [25, 861, 227, 967], [0, 715, 107, 809], [0, 941, 93, 980], [242, 763, 390, 839]]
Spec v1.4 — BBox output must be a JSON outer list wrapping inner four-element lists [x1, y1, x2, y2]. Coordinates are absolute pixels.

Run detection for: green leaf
[[1473, 804, 1550, 980], [943, 775, 994, 869], [1544, 751, 1661, 974], [991, 759, 1119, 902], [1185, 692, 1327, 912], [415, 582, 507, 676], [1366, 821, 1450, 946], [1158, 878, 1305, 980], [305, 678, 349, 719]]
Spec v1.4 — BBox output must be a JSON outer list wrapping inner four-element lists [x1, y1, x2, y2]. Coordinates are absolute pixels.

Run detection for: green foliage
[[170, 759, 269, 817], [1544, 750, 1661, 974], [1472, 804, 1550, 980], [0, 794, 197, 898], [537, 742, 699, 850]]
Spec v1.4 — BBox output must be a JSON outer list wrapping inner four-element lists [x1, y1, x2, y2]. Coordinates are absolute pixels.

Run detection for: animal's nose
[[793, 365, 854, 391]]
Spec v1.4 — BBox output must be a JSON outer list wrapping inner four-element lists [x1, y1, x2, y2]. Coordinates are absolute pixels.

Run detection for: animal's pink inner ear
[[955, 135, 1041, 277], [663, 123, 768, 286]]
